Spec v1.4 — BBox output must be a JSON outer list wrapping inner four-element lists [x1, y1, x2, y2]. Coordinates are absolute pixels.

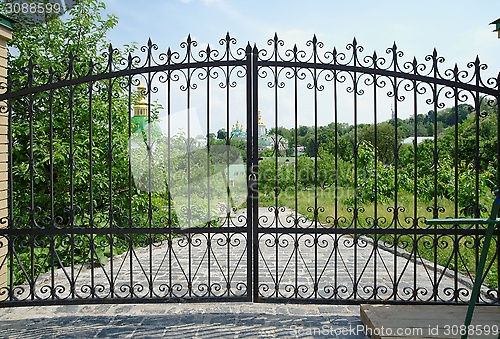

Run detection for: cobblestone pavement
[[1, 207, 486, 338], [18, 207, 479, 302], [0, 303, 367, 338]]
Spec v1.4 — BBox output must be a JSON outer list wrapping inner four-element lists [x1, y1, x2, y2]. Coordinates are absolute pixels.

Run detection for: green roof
[[0, 13, 15, 30]]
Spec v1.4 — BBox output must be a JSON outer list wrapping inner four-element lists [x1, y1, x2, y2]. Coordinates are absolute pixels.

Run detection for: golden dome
[[258, 111, 265, 126]]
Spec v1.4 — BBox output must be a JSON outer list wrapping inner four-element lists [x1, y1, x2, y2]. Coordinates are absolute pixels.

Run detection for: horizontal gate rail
[[0, 227, 250, 236], [256, 60, 500, 97], [0, 59, 249, 101]]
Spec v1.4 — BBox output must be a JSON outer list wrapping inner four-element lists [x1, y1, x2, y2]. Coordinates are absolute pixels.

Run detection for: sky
[[99, 0, 500, 135]]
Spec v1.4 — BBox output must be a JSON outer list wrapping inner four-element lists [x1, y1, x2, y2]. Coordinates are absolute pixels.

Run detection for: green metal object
[[0, 13, 15, 30], [426, 190, 500, 339], [491, 18, 500, 39], [491, 18, 500, 32]]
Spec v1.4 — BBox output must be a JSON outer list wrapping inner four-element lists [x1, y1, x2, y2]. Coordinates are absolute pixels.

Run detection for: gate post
[[0, 14, 13, 294]]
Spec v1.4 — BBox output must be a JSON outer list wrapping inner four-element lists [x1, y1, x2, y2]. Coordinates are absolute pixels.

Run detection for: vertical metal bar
[[372, 70, 378, 300], [245, 43, 253, 302], [412, 73, 418, 302], [312, 37, 319, 300], [88, 73, 95, 299], [127, 88, 135, 295], [27, 60, 35, 300], [68, 54, 76, 300], [333, 67, 339, 299], [473, 91, 481, 305], [273, 38, 279, 300], [352, 42, 359, 300], [144, 41, 155, 299], [224, 39, 230, 298], [206, 51, 212, 297], [391, 46, 399, 302], [147, 75, 153, 298], [167, 65, 173, 298], [474, 74, 481, 219], [186, 44, 192, 298], [293, 52, 299, 299], [107, 50, 115, 299], [432, 69, 439, 302], [431, 51, 439, 220], [252, 44, 259, 302], [7, 76, 13, 301], [48, 70, 55, 299], [453, 82, 459, 302]]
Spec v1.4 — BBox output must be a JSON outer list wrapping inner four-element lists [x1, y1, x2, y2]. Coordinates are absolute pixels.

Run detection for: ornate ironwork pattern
[[0, 33, 498, 306]]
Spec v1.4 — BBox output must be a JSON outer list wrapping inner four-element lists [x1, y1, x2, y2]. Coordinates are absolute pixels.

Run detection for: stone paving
[[0, 207, 490, 338], [0, 303, 366, 338], [18, 207, 481, 302]]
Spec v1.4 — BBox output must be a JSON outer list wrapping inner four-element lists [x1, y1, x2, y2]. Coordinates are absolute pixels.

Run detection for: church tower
[[258, 111, 267, 137], [134, 83, 149, 118]]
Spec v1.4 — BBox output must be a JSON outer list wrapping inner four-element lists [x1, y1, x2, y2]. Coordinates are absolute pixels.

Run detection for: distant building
[[132, 83, 162, 139], [291, 145, 305, 156], [402, 136, 434, 145], [230, 120, 246, 139], [194, 135, 207, 148], [229, 111, 289, 156], [258, 111, 267, 137]]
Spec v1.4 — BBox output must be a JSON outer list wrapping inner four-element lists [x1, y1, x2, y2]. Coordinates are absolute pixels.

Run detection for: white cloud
[[201, 0, 220, 6]]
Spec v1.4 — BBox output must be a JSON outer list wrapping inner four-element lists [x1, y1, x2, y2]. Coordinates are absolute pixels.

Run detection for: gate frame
[[0, 33, 499, 306]]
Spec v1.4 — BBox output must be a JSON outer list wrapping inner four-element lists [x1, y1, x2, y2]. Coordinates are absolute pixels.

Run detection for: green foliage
[[10, 0, 131, 225], [344, 141, 395, 205], [7, 0, 163, 285], [359, 122, 402, 164]]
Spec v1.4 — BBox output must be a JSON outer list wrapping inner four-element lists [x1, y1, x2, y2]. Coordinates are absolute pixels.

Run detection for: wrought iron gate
[[0, 34, 499, 306]]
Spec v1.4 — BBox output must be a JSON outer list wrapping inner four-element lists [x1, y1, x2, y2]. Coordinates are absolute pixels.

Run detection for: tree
[[359, 122, 402, 164], [8, 0, 134, 226], [217, 128, 227, 140], [2, 0, 148, 285]]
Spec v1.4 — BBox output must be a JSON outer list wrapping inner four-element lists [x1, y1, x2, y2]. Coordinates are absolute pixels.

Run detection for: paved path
[[1, 207, 488, 338], [18, 207, 479, 302], [0, 303, 366, 338]]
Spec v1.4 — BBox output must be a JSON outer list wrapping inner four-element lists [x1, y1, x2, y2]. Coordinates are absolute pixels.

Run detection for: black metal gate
[[0, 34, 499, 306]]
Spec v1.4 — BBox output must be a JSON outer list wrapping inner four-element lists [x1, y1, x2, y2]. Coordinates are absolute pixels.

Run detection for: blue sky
[[105, 0, 500, 68], [101, 0, 500, 133]]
